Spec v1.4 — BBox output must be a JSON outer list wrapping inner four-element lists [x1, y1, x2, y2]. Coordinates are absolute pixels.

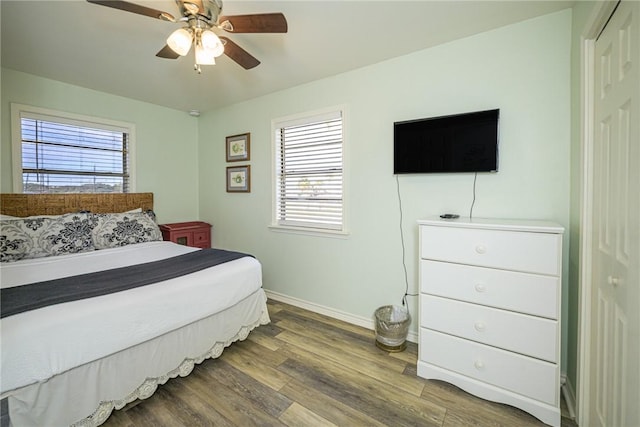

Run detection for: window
[[11, 104, 135, 194], [273, 108, 345, 233]]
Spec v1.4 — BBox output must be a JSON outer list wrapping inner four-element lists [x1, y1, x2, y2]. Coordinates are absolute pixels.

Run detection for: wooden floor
[[104, 300, 578, 427]]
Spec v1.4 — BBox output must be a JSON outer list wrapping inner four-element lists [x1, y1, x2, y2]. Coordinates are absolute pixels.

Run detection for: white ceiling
[[1, 0, 574, 113]]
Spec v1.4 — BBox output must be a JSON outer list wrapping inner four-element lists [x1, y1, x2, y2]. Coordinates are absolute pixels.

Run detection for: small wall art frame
[[225, 133, 250, 162], [226, 165, 251, 193]]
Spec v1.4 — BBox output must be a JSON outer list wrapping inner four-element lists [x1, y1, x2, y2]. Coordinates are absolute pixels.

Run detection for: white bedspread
[[0, 241, 263, 395]]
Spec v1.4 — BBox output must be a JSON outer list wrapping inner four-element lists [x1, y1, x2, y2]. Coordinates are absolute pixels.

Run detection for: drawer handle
[[474, 322, 486, 332], [474, 360, 484, 370], [474, 284, 486, 293], [475, 245, 486, 254]]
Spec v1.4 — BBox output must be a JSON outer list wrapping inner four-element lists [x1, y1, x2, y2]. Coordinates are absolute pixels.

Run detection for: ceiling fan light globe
[[201, 30, 224, 57], [167, 28, 193, 56], [195, 45, 216, 65], [212, 43, 225, 57]]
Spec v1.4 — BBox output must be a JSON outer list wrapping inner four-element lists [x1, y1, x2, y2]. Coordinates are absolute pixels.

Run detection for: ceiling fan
[[87, 0, 287, 72]]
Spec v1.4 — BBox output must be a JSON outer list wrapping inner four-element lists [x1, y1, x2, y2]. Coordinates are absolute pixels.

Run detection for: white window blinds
[[19, 114, 130, 193], [274, 110, 344, 231]]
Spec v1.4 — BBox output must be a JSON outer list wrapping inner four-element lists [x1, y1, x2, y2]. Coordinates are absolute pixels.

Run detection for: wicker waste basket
[[374, 305, 410, 352]]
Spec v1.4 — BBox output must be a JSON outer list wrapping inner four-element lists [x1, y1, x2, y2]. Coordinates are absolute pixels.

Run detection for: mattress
[[0, 241, 269, 426]]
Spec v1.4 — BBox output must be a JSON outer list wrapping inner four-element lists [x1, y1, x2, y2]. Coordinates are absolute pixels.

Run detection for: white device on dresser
[[417, 216, 564, 427]]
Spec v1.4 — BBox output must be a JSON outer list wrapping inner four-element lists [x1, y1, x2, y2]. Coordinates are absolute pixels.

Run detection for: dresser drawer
[[420, 226, 562, 275], [420, 329, 558, 405], [420, 295, 557, 362], [420, 260, 559, 319]]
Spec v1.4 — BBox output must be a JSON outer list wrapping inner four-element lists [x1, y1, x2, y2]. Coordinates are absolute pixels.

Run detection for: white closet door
[[590, 1, 640, 426]]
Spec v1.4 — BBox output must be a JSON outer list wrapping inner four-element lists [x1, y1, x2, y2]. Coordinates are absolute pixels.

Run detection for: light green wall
[[0, 68, 199, 223], [198, 10, 572, 370]]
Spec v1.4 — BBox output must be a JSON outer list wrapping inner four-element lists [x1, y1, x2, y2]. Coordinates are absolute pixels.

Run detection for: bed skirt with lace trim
[[4, 289, 270, 427], [77, 309, 270, 427]]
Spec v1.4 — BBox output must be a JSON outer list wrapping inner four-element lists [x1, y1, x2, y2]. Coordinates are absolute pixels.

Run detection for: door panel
[[590, 2, 639, 426]]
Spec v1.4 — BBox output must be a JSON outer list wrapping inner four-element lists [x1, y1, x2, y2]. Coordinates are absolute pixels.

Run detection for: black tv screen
[[394, 109, 499, 174]]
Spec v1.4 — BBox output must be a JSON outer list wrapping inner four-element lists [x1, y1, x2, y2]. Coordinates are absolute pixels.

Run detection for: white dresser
[[417, 217, 564, 426]]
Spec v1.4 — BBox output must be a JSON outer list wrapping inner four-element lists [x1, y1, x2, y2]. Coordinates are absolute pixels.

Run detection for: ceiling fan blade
[[220, 37, 260, 69], [87, 0, 176, 22], [156, 45, 180, 59], [218, 13, 287, 33]]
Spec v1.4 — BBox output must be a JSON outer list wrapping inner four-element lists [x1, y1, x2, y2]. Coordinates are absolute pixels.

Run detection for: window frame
[[270, 105, 348, 237], [10, 103, 136, 194]]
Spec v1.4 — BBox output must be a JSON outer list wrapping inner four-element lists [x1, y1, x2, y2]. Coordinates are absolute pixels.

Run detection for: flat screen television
[[393, 109, 499, 174]]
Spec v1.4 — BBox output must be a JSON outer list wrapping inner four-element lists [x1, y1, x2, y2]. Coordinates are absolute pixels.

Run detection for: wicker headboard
[[0, 193, 154, 217]]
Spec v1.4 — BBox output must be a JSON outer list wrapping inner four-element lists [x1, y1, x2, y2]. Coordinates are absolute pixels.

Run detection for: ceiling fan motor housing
[[177, 0, 222, 23]]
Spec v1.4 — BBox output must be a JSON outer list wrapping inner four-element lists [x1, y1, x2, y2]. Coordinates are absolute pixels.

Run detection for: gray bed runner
[[1, 248, 251, 318]]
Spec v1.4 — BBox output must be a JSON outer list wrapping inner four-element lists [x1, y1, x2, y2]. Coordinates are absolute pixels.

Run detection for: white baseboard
[[560, 373, 577, 420], [264, 290, 418, 343]]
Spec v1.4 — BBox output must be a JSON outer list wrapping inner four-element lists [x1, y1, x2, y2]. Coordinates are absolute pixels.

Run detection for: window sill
[[268, 225, 349, 239]]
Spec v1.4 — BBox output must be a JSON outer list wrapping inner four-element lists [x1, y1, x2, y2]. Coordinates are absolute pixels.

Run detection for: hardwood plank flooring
[[104, 300, 578, 427]]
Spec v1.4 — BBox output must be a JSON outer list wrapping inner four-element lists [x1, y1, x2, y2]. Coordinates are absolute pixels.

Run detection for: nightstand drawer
[[420, 226, 561, 275], [420, 295, 557, 362], [159, 221, 212, 249], [420, 329, 558, 405], [420, 260, 559, 319], [193, 230, 210, 247]]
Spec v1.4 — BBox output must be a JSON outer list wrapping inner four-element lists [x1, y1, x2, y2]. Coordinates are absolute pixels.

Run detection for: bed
[[0, 193, 270, 427]]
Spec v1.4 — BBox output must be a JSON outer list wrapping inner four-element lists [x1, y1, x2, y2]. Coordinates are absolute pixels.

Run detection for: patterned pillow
[[143, 209, 157, 223], [0, 226, 30, 262], [0, 213, 96, 262], [91, 212, 162, 249]]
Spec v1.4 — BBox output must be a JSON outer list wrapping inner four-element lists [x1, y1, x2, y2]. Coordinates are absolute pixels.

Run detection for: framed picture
[[226, 165, 251, 193], [226, 133, 250, 162]]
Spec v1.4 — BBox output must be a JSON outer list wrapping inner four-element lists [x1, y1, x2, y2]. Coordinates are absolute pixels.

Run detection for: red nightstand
[[159, 221, 211, 249]]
